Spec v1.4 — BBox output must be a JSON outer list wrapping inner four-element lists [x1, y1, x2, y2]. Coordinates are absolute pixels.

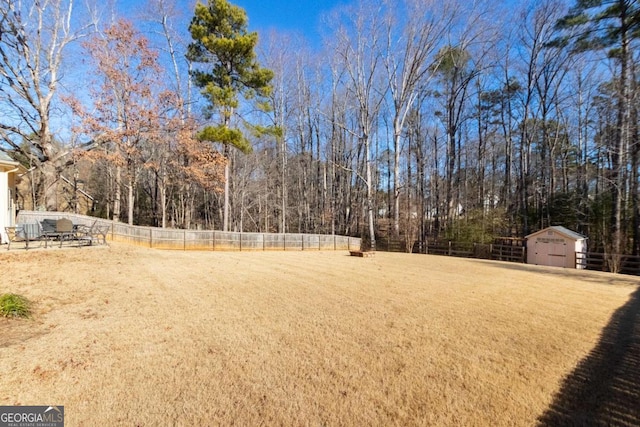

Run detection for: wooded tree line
[[1, 0, 640, 258]]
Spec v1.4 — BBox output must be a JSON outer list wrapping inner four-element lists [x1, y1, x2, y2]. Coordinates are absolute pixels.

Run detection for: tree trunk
[[160, 179, 167, 228], [611, 22, 631, 266], [113, 165, 121, 223], [128, 173, 135, 226], [38, 161, 59, 211], [393, 126, 401, 236], [223, 145, 230, 232], [366, 148, 376, 251]]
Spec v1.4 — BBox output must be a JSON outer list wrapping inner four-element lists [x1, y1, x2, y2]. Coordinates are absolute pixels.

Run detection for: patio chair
[[92, 224, 110, 245], [75, 220, 98, 246], [54, 218, 75, 247], [39, 218, 75, 248], [5, 226, 28, 250], [40, 219, 58, 247], [40, 219, 57, 235], [75, 220, 109, 245], [5, 223, 43, 250]]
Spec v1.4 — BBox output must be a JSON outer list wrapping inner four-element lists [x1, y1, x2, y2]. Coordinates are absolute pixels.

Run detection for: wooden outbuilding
[[526, 226, 588, 269]]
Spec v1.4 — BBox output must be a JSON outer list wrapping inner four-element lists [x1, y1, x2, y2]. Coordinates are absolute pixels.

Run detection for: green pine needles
[[187, 0, 275, 232], [187, 0, 274, 147], [0, 293, 31, 318]]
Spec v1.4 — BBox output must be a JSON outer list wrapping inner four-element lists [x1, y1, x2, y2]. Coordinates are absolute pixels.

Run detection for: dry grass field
[[1, 243, 638, 426]]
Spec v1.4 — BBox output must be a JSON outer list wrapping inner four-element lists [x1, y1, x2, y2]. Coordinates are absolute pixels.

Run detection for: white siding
[[0, 171, 9, 244]]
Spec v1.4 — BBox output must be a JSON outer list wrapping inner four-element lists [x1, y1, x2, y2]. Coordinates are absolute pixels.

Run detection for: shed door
[[534, 237, 568, 267], [546, 241, 568, 267]]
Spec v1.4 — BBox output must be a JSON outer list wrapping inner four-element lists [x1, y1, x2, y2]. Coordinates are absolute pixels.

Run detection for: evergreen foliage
[[554, 0, 640, 55], [187, 0, 273, 150]]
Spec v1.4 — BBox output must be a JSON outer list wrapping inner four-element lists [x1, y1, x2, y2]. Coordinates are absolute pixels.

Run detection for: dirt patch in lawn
[[0, 244, 638, 426]]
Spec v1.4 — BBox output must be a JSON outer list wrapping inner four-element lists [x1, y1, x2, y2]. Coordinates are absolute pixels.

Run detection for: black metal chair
[[75, 220, 109, 245], [39, 218, 75, 247]]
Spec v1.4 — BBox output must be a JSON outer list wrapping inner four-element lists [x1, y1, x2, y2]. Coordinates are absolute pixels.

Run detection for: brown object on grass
[[350, 250, 375, 257], [0, 244, 638, 426]]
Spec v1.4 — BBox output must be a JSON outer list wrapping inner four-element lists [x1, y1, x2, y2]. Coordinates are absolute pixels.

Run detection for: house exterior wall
[[0, 158, 25, 244], [0, 170, 9, 244], [0, 169, 20, 244]]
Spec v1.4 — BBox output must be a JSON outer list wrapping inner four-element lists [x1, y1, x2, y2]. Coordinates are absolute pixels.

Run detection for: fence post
[[150, 227, 153, 248], [448, 241, 452, 256]]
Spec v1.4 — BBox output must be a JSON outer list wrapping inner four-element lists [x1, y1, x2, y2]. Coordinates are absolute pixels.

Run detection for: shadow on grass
[[468, 258, 640, 287], [537, 287, 640, 426]]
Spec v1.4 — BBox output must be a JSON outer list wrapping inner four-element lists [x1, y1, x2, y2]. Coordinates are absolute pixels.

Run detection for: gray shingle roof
[[0, 151, 17, 163], [549, 226, 587, 240], [526, 225, 587, 241]]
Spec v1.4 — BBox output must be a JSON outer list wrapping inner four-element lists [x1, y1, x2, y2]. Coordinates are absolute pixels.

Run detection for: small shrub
[[0, 293, 31, 318]]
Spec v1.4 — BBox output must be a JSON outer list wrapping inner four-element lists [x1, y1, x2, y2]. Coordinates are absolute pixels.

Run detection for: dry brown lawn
[[0, 243, 638, 426]]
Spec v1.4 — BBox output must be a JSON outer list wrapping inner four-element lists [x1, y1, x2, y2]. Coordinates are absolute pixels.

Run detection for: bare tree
[[141, 0, 193, 228], [382, 0, 455, 235], [327, 1, 388, 250], [258, 31, 298, 233], [0, 0, 94, 209], [70, 20, 168, 225]]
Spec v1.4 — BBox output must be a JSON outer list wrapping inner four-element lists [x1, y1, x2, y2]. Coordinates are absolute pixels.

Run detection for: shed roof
[[526, 226, 587, 241]]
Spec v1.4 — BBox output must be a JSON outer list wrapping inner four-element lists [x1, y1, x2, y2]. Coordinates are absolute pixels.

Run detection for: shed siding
[[526, 227, 587, 269]]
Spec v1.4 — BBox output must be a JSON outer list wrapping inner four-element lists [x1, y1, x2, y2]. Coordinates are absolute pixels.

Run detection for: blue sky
[[233, 0, 343, 41], [119, 0, 343, 43]]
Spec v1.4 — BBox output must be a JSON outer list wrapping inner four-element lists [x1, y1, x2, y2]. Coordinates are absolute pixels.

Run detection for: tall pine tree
[[554, 0, 640, 267], [187, 0, 273, 231]]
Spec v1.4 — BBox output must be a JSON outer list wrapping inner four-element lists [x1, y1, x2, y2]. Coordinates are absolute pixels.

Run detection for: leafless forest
[[1, 0, 639, 255]]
